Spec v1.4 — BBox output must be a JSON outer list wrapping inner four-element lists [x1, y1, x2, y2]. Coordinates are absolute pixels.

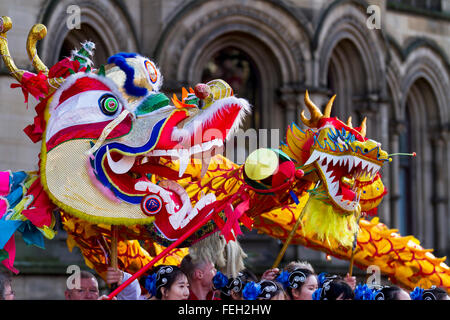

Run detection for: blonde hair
[[187, 232, 247, 278], [284, 260, 315, 274]]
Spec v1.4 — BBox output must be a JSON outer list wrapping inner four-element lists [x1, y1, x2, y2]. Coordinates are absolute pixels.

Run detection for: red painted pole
[[107, 211, 214, 300]]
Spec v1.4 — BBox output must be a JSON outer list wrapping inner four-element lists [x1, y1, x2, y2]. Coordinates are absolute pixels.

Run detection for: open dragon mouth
[[304, 150, 381, 212], [99, 137, 225, 238], [103, 137, 224, 187], [90, 93, 250, 237]]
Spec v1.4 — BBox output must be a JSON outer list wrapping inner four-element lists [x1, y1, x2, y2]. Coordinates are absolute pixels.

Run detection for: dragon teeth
[[201, 154, 211, 178], [332, 156, 339, 166], [145, 139, 224, 177], [329, 180, 339, 196], [304, 150, 320, 166], [178, 149, 190, 178], [347, 157, 354, 171], [106, 146, 136, 174]]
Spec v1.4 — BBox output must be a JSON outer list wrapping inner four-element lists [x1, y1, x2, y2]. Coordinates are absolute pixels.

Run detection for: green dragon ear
[[98, 64, 105, 76]]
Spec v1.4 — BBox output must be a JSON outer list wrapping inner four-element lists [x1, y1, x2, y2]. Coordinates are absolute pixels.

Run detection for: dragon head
[[1, 18, 250, 233], [44, 54, 249, 231], [283, 91, 389, 216]]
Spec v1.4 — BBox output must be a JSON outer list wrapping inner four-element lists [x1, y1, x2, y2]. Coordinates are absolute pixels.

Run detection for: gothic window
[[201, 47, 260, 130], [326, 39, 367, 121], [58, 23, 109, 68]]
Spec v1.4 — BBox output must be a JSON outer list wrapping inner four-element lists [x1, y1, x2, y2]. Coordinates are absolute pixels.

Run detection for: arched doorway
[[327, 39, 368, 122], [58, 23, 109, 67], [201, 46, 260, 130], [39, 0, 138, 67], [402, 77, 440, 244]]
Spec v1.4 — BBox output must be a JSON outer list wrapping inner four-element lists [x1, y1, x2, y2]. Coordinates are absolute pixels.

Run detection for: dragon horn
[[347, 116, 353, 127], [301, 90, 324, 128], [27, 22, 65, 91], [359, 117, 367, 137], [26, 23, 49, 75], [323, 94, 336, 118], [0, 16, 26, 82]]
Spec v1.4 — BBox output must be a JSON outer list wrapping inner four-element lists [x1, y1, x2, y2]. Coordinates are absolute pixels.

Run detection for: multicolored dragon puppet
[[0, 17, 448, 293]]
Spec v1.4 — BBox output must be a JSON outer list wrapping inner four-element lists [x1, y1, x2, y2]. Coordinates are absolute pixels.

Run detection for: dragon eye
[[99, 94, 119, 115], [145, 60, 158, 84]]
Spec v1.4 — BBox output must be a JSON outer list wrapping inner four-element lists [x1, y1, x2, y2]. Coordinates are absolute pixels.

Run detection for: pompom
[[275, 270, 290, 289], [354, 284, 375, 300], [410, 287, 424, 300], [144, 273, 157, 297], [312, 288, 322, 300], [213, 271, 229, 290], [242, 281, 261, 300], [317, 272, 328, 287]]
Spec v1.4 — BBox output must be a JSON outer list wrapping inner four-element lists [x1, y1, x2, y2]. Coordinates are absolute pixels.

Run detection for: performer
[[105, 267, 142, 300], [180, 254, 219, 300], [0, 273, 14, 300], [213, 269, 257, 300], [312, 277, 354, 300], [144, 265, 189, 300], [256, 280, 287, 300], [374, 286, 411, 300], [277, 267, 318, 300]]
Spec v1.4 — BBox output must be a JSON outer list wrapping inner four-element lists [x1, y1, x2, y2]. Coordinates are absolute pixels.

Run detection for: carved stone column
[[278, 85, 302, 131], [388, 119, 406, 230], [430, 133, 449, 256]]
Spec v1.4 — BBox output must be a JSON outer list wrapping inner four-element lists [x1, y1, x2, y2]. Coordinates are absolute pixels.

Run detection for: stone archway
[[398, 47, 449, 253], [155, 0, 311, 132], [37, 0, 138, 67], [326, 39, 368, 122], [386, 41, 450, 257], [315, 0, 389, 141], [58, 23, 109, 67]]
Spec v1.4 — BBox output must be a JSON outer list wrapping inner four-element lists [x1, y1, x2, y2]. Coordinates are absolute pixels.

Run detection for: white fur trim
[[171, 96, 251, 144]]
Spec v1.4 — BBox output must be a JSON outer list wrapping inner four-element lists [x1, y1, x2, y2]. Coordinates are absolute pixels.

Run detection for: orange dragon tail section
[[254, 204, 450, 292]]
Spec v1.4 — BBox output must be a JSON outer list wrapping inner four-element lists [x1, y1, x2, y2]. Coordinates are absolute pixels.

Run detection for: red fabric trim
[[153, 111, 189, 150], [2, 235, 19, 274], [23, 95, 52, 143], [11, 71, 48, 104], [21, 177, 55, 228], [48, 58, 82, 78], [319, 117, 367, 142], [45, 115, 133, 151]]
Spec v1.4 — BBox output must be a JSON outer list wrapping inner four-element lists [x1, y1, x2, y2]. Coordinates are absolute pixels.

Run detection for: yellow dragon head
[[282, 91, 390, 247]]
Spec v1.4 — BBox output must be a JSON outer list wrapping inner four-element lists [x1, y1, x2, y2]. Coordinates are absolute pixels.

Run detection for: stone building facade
[[0, 0, 448, 299]]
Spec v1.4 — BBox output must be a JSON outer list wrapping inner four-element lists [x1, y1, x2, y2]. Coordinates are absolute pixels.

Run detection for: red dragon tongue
[[167, 189, 183, 212], [339, 184, 356, 202]]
